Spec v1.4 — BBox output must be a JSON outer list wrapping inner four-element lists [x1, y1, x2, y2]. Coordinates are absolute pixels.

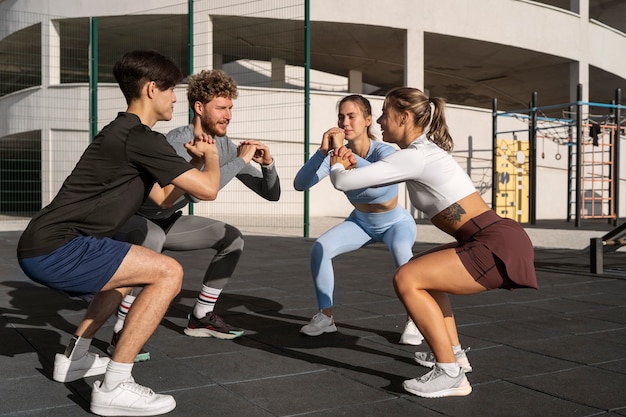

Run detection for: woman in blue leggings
[[294, 95, 422, 344]]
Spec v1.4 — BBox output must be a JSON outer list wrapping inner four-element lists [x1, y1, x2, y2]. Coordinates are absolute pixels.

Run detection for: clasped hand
[[321, 127, 345, 155], [330, 146, 356, 169], [237, 140, 273, 165], [185, 135, 218, 165], [321, 127, 355, 169]]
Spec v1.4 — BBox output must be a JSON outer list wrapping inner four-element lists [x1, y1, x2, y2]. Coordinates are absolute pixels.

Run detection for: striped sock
[[193, 285, 222, 319], [113, 295, 135, 334]]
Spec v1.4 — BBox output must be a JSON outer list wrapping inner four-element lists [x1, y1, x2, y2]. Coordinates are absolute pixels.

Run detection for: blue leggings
[[310, 205, 416, 309]]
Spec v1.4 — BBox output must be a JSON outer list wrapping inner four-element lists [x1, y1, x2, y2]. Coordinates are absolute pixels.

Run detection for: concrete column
[[193, 0, 211, 72], [213, 54, 223, 70], [569, 62, 587, 103], [40, 19, 60, 205], [271, 57, 286, 88], [41, 19, 60, 86], [572, 0, 589, 103], [348, 69, 362, 93], [405, 26, 425, 218], [405, 27, 424, 90]]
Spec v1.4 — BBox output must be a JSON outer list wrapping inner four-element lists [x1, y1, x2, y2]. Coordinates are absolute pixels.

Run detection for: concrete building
[[1, 0, 625, 234]]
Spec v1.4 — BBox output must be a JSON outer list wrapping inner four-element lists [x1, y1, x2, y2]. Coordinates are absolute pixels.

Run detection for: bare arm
[[147, 183, 186, 208], [172, 139, 220, 200], [149, 139, 221, 205]]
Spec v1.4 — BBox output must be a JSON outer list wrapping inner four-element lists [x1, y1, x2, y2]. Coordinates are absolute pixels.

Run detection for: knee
[[390, 244, 413, 264], [158, 257, 184, 295], [144, 228, 166, 252], [311, 240, 328, 261], [393, 264, 414, 297], [223, 225, 244, 253]]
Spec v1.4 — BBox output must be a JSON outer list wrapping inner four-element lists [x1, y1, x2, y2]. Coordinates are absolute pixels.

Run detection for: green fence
[[0, 1, 309, 235]]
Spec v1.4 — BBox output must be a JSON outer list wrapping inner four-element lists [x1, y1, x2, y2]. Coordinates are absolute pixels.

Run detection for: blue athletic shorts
[[18, 236, 131, 297]]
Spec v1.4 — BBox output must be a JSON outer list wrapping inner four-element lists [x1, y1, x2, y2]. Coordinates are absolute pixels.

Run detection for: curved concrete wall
[[309, 0, 626, 81], [1, 0, 624, 226]]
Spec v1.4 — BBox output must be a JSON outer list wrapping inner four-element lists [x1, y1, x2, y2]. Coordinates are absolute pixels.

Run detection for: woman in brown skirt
[[329, 86, 537, 398]]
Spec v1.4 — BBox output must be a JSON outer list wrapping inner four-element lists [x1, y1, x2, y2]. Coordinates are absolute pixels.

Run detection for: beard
[[201, 119, 227, 137]]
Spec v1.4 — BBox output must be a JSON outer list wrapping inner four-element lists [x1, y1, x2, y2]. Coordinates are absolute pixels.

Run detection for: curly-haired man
[[110, 69, 280, 360]]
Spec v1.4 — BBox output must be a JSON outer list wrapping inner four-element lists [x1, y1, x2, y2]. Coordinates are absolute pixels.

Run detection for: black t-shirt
[[17, 112, 193, 258]]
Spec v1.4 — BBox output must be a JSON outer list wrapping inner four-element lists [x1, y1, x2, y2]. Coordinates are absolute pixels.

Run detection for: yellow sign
[[495, 139, 530, 223]]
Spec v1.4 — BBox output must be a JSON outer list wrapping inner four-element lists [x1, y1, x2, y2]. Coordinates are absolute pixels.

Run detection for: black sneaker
[[183, 312, 244, 339], [107, 331, 151, 362]]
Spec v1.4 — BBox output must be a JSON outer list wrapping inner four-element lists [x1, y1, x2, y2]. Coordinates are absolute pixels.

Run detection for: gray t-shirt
[[138, 124, 280, 219]]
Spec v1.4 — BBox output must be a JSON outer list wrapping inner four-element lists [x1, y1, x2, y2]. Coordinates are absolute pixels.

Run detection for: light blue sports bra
[[293, 140, 398, 205]]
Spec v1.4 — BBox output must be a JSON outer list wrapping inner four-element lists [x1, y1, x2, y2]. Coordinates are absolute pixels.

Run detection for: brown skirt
[[454, 210, 537, 290]]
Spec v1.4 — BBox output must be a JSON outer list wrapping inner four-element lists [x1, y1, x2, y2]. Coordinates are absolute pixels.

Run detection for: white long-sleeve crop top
[[330, 134, 476, 218]]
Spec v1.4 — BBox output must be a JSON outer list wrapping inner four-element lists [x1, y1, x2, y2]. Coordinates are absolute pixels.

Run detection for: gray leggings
[[115, 214, 244, 290]]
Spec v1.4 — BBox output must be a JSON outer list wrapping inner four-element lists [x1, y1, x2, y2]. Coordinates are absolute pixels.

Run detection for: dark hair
[[187, 69, 238, 108], [385, 87, 453, 151], [113, 50, 184, 105], [337, 94, 375, 139]]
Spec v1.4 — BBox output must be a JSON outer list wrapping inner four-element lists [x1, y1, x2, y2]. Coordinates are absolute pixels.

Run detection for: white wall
[[2, 0, 625, 227]]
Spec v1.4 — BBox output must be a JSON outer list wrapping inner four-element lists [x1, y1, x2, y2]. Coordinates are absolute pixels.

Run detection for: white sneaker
[[399, 320, 424, 345], [300, 312, 337, 336], [90, 377, 176, 416], [414, 347, 473, 373], [403, 365, 472, 398], [53, 352, 110, 383]]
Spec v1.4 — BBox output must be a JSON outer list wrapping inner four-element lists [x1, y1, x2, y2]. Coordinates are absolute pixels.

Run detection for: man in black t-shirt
[[16, 50, 221, 417]]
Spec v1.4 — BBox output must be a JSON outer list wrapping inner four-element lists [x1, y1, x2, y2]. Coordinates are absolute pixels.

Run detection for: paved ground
[[1, 220, 625, 417]]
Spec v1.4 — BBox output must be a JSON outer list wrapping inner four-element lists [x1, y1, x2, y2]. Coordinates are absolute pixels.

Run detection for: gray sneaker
[[403, 365, 472, 398], [414, 347, 472, 373], [300, 312, 337, 336]]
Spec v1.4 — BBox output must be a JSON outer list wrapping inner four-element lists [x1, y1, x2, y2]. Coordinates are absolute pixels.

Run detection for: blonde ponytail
[[385, 87, 453, 152]]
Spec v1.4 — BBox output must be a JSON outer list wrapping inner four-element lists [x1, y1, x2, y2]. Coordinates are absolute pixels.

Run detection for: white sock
[[102, 361, 134, 391], [452, 344, 463, 354], [437, 362, 462, 377], [65, 335, 92, 360], [113, 295, 136, 333], [193, 285, 222, 319]]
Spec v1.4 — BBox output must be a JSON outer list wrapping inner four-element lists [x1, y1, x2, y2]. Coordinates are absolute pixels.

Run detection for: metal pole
[[467, 135, 473, 177], [575, 84, 583, 227], [188, 0, 194, 77], [529, 92, 537, 224], [492, 98, 497, 211], [89, 17, 98, 142], [614, 88, 621, 226], [567, 105, 573, 222], [303, 0, 311, 238], [188, 0, 195, 215]]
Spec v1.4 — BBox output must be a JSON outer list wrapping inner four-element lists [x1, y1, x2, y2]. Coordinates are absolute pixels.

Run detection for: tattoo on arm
[[440, 203, 466, 224]]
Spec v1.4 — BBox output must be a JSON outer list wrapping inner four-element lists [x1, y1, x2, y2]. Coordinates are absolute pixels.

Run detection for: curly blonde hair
[[186, 69, 238, 108]]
